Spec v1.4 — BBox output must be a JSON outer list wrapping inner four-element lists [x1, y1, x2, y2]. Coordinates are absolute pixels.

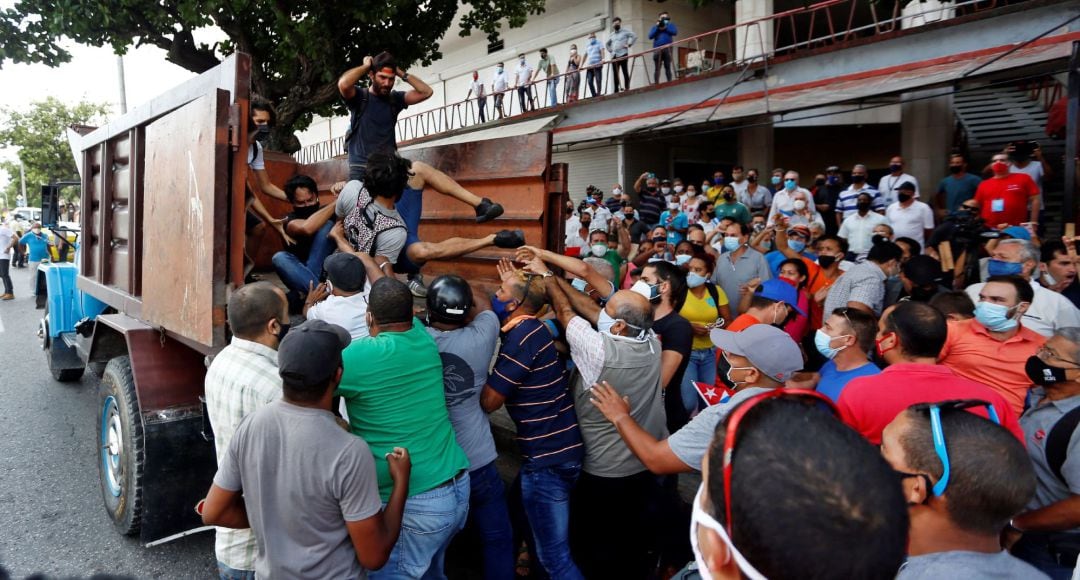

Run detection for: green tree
[[0, 97, 111, 209], [0, 0, 546, 152]]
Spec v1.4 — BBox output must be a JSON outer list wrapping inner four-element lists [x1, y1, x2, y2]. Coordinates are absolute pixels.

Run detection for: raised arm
[[517, 245, 609, 300], [338, 56, 374, 100], [398, 68, 434, 106], [285, 203, 336, 238]]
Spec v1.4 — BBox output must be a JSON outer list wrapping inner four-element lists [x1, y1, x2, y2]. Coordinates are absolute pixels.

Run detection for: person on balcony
[[491, 62, 508, 119], [514, 54, 535, 113], [649, 10, 677, 84], [565, 44, 582, 103], [532, 47, 560, 108], [584, 33, 604, 98], [465, 70, 486, 123], [606, 17, 637, 93]]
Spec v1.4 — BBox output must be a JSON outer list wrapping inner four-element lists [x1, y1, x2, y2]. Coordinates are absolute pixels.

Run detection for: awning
[[553, 35, 1076, 145], [400, 114, 559, 152]]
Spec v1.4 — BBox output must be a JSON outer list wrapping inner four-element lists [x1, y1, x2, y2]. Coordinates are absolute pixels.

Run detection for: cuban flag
[[694, 382, 731, 407]]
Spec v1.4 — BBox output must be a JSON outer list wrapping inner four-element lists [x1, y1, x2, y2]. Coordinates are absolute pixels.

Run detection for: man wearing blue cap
[[589, 324, 804, 475]]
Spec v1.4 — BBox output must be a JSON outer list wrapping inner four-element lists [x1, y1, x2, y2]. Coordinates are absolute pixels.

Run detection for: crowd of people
[[465, 11, 679, 119], [191, 47, 1080, 580]]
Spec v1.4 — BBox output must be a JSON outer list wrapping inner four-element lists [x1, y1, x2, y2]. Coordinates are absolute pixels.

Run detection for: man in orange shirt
[[939, 275, 1046, 415]]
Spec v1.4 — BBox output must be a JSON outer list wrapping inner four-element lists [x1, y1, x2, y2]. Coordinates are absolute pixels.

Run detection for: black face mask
[[623, 213, 634, 221], [705, 210, 715, 218], [747, 175, 757, 183], [691, 241, 705, 250], [253, 124, 271, 142], [871, 234, 889, 246], [909, 286, 938, 302], [580, 220, 591, 229], [815, 178, 826, 187], [275, 320, 291, 342], [292, 204, 320, 219], [1026, 355, 1071, 386], [646, 186, 658, 193], [851, 175, 866, 184], [818, 255, 837, 269], [857, 201, 871, 212], [898, 192, 913, 203], [949, 165, 963, 174]]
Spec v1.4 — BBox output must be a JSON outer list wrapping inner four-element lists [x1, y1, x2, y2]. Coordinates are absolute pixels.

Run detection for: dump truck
[[41, 52, 567, 544]]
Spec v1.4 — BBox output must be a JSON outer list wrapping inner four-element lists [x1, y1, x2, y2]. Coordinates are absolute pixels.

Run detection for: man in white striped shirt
[[204, 282, 289, 579]]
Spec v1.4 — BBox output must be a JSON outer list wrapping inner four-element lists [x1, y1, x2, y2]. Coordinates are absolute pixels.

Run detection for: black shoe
[[494, 229, 526, 249], [475, 198, 504, 223]]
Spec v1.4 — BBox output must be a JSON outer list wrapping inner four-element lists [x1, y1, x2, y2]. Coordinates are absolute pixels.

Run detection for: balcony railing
[[295, 0, 1018, 164]]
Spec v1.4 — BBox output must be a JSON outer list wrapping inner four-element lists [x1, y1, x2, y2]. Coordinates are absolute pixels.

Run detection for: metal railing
[[1023, 77, 1066, 112], [295, 0, 1019, 164]]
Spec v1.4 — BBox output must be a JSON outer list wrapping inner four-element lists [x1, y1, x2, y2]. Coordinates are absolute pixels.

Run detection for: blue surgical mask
[[571, 278, 589, 293], [974, 301, 1020, 332], [771, 175, 782, 186], [987, 259, 1024, 278], [675, 254, 692, 266], [597, 309, 617, 334], [723, 236, 742, 252], [814, 329, 849, 360], [784, 179, 797, 191], [788, 240, 806, 254], [687, 272, 707, 288], [491, 294, 517, 321], [630, 280, 660, 302]]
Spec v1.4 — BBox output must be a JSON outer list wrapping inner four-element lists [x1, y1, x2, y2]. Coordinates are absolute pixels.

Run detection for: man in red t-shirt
[[837, 301, 1023, 445], [973, 153, 1038, 227]]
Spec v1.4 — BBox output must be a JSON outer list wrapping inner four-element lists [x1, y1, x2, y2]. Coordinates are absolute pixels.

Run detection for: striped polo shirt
[[488, 316, 584, 467]]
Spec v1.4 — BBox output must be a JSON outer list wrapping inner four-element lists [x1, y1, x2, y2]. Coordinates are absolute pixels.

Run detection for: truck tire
[[41, 302, 84, 382], [97, 356, 144, 536], [88, 361, 107, 378]]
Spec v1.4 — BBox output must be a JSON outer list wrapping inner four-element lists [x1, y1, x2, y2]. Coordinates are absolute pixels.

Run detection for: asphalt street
[[0, 264, 216, 579]]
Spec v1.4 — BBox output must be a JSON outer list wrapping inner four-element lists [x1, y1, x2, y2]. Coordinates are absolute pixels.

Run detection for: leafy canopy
[[0, 0, 547, 152], [0, 97, 110, 208]]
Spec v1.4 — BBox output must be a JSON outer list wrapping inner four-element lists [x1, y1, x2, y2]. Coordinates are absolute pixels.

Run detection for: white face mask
[[668, 203, 680, 210], [690, 485, 768, 580], [590, 243, 608, 257], [612, 187, 623, 196], [661, 187, 672, 195], [31, 228, 41, 235], [674, 186, 684, 193], [793, 199, 807, 211]]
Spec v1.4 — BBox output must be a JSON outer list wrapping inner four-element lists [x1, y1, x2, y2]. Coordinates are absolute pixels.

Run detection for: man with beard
[[271, 175, 338, 312]]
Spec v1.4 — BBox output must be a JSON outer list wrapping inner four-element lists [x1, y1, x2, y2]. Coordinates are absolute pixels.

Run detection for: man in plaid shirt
[[204, 282, 290, 579]]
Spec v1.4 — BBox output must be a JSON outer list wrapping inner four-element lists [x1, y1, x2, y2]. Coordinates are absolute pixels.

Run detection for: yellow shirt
[[680, 285, 728, 350]]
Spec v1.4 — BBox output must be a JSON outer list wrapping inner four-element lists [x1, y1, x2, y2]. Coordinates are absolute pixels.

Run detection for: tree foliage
[[0, 97, 110, 208], [0, 0, 547, 152]]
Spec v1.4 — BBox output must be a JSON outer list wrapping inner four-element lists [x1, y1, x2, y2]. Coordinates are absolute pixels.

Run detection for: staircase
[[953, 83, 1067, 234]]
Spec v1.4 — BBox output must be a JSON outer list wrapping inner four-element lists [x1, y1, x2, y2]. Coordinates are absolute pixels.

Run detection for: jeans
[[1012, 532, 1079, 580], [270, 219, 335, 304], [653, 46, 673, 83], [680, 347, 717, 414], [545, 79, 558, 107], [586, 65, 602, 97], [0, 259, 11, 294], [517, 86, 532, 113], [612, 56, 630, 91], [468, 461, 514, 580], [392, 186, 423, 274], [516, 461, 585, 580], [571, 470, 663, 579], [216, 562, 254, 580], [477, 96, 487, 123], [371, 471, 471, 580]]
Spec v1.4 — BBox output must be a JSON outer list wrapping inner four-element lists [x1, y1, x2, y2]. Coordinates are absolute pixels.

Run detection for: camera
[[945, 209, 990, 246]]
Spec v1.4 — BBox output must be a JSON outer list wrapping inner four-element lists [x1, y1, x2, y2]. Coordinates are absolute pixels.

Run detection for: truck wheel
[[41, 302, 84, 382], [88, 362, 107, 378], [98, 356, 144, 536]]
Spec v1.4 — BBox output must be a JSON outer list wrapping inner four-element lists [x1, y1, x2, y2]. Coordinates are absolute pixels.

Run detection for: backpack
[[342, 89, 369, 147], [703, 282, 724, 320], [1046, 405, 1080, 485]]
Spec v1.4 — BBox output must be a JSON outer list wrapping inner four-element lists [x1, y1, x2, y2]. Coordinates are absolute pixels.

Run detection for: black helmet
[[427, 275, 473, 324]]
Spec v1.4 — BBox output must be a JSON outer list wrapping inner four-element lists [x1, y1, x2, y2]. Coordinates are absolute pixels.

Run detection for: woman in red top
[[778, 258, 811, 343]]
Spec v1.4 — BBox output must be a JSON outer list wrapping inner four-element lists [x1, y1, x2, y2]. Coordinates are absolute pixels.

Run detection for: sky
[[0, 24, 219, 199]]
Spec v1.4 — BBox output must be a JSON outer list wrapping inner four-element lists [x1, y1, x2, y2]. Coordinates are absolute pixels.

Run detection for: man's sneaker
[[408, 275, 428, 298], [475, 198, 505, 223], [0, 293, 12, 300], [494, 229, 526, 249]]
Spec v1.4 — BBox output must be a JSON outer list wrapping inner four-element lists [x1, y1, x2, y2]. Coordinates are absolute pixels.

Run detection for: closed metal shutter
[[553, 145, 619, 204]]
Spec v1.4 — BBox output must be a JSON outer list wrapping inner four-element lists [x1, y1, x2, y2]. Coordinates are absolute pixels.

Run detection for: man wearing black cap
[[423, 275, 513, 579], [886, 181, 935, 251], [303, 252, 377, 340], [202, 320, 411, 579], [896, 254, 949, 304]]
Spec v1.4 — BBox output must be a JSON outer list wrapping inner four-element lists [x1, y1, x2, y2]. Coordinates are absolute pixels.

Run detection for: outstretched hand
[[589, 381, 631, 425], [497, 256, 518, 282], [272, 219, 296, 246]]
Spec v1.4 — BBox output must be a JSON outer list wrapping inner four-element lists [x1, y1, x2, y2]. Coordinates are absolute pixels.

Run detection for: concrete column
[[739, 119, 774, 176], [901, 90, 954, 201], [735, 0, 773, 62]]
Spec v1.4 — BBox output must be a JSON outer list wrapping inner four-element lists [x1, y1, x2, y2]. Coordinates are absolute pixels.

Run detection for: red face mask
[[875, 333, 896, 358], [991, 161, 1009, 175]]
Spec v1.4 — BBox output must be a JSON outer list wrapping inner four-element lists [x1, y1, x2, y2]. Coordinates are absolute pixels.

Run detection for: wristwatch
[[542, 270, 555, 278], [400, 72, 410, 82]]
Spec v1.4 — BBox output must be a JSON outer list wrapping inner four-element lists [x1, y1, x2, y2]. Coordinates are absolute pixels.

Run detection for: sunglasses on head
[[721, 389, 839, 534], [907, 399, 1000, 496]]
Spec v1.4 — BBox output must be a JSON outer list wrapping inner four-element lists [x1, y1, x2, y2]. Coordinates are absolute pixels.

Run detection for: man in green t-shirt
[[338, 277, 470, 578]]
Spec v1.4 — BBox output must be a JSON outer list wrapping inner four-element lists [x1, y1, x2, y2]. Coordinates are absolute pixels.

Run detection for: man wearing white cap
[[589, 324, 803, 474]]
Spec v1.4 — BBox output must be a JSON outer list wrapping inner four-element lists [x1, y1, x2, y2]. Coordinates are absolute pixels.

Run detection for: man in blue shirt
[[583, 33, 604, 98], [812, 307, 880, 402], [648, 10, 678, 84], [660, 204, 689, 246], [19, 222, 52, 296], [936, 153, 982, 215]]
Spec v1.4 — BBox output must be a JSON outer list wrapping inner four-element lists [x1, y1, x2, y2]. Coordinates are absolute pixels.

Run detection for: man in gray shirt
[[605, 17, 636, 92], [824, 240, 902, 316], [1012, 328, 1080, 578], [423, 275, 514, 579], [201, 320, 411, 579]]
